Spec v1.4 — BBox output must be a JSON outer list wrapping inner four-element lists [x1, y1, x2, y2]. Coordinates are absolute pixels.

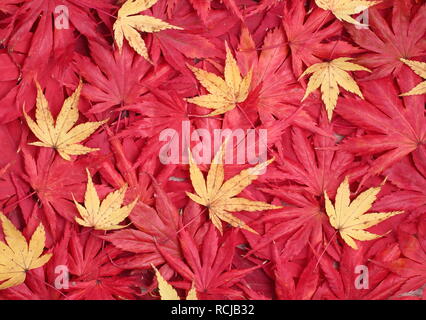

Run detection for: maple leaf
[[237, 26, 336, 136], [186, 43, 253, 116], [18, 147, 90, 239], [300, 57, 370, 120], [400, 59, 426, 96], [103, 179, 182, 272], [280, 1, 363, 77], [113, 0, 183, 62], [245, 123, 354, 260], [324, 177, 403, 249], [388, 217, 426, 299], [0, 221, 71, 299], [153, 265, 197, 300], [345, 1, 426, 79], [315, 0, 379, 26], [0, 213, 51, 290], [75, 42, 166, 114], [336, 76, 426, 175], [23, 81, 107, 161], [272, 248, 319, 300], [149, 1, 222, 75], [186, 143, 281, 234], [316, 240, 405, 299], [0, 0, 112, 123], [375, 151, 426, 219], [116, 88, 192, 164], [157, 225, 259, 299], [65, 229, 140, 300], [74, 169, 137, 230]]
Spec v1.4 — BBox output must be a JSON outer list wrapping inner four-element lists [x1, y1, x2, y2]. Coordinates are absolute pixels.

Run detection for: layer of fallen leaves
[[0, 0, 424, 300]]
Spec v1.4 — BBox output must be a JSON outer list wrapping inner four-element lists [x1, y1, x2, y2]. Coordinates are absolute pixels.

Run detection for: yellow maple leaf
[[23, 81, 107, 161], [324, 177, 403, 250], [0, 213, 52, 290], [400, 58, 426, 96], [186, 143, 281, 234], [74, 169, 138, 230], [300, 57, 370, 120], [315, 0, 380, 26], [186, 43, 253, 116], [153, 265, 197, 300], [113, 0, 182, 62]]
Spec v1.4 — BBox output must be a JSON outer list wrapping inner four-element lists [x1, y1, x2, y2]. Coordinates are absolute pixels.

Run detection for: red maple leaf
[[387, 216, 426, 300], [347, 0, 426, 80], [337, 73, 426, 175]]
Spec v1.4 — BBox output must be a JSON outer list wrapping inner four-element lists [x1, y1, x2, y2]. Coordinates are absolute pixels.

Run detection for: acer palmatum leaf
[[400, 59, 426, 96], [337, 76, 426, 175], [0, 213, 51, 290], [23, 81, 107, 161], [113, 0, 182, 62], [153, 265, 197, 300], [300, 57, 370, 120], [346, 1, 426, 79], [186, 43, 253, 116], [315, 0, 379, 26], [74, 169, 137, 230], [186, 143, 281, 234], [388, 218, 426, 299], [324, 177, 403, 249]]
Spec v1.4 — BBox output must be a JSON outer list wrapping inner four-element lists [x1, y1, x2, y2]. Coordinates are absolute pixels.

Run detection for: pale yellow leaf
[[186, 284, 198, 300], [237, 69, 253, 102], [122, 24, 151, 62], [153, 265, 198, 300], [324, 177, 403, 249], [58, 144, 100, 159], [214, 158, 274, 201], [320, 68, 339, 120], [74, 171, 137, 230], [59, 120, 107, 146], [187, 65, 230, 97], [206, 142, 225, 199], [218, 197, 281, 212], [55, 80, 82, 134], [400, 58, 426, 96], [224, 43, 242, 95], [300, 58, 370, 120], [119, 0, 159, 16], [187, 143, 280, 234], [84, 169, 100, 219], [126, 15, 182, 33], [188, 151, 208, 200], [24, 81, 107, 161], [154, 266, 180, 300], [114, 0, 182, 61], [186, 43, 252, 116], [315, 0, 380, 26], [0, 213, 51, 290], [186, 94, 232, 110], [34, 82, 56, 144]]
